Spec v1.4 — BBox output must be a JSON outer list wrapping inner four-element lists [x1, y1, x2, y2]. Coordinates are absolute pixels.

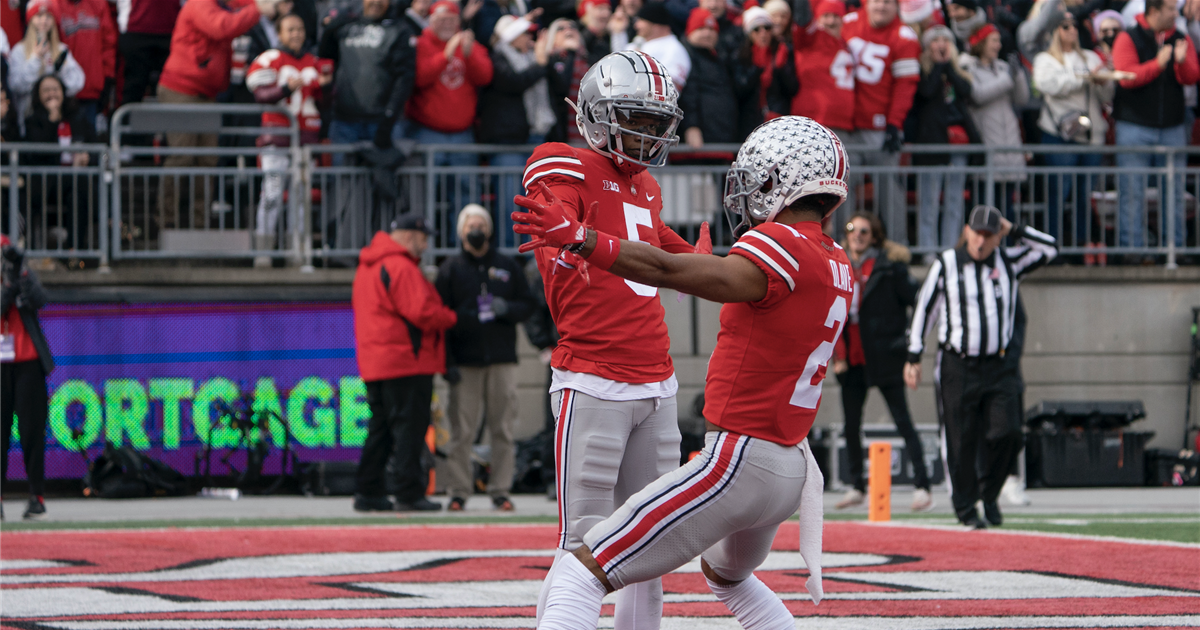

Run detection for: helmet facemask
[[571, 98, 682, 172]]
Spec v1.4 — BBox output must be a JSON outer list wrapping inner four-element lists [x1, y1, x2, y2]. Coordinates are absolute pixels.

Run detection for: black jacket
[[22, 107, 97, 166], [733, 42, 799, 140], [847, 242, 918, 389], [1113, 22, 1191, 129], [907, 62, 980, 166], [436, 247, 535, 366], [478, 51, 548, 144], [0, 256, 55, 376], [680, 43, 741, 144], [319, 14, 416, 123], [581, 28, 611, 67]]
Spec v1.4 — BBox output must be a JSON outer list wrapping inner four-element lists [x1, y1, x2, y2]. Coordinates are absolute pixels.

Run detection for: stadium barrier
[[3, 103, 1198, 268]]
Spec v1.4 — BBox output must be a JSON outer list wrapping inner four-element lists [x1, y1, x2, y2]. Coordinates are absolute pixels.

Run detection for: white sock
[[540, 553, 607, 630], [537, 548, 569, 625], [706, 573, 794, 630], [614, 578, 663, 630]]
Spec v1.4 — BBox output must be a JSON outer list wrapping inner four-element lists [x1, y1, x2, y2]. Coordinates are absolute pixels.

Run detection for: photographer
[[1, 236, 54, 521]]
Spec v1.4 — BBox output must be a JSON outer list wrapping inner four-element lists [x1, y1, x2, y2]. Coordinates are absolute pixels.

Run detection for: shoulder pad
[[523, 144, 588, 190]]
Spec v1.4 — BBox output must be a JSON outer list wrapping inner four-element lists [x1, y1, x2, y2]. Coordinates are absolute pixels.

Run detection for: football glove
[[513, 182, 589, 253], [693, 221, 712, 255]]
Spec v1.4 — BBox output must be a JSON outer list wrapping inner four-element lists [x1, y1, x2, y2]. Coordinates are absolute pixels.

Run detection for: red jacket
[[353, 232, 457, 382], [159, 0, 260, 99], [791, 24, 856, 131], [53, 0, 118, 101], [406, 28, 494, 133], [1113, 15, 1200, 89]]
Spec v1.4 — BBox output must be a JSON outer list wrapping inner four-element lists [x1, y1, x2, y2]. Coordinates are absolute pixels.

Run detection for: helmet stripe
[[641, 52, 665, 98]]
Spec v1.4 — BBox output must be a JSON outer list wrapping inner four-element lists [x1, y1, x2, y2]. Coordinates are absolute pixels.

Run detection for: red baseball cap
[[25, 0, 58, 24], [429, 1, 460, 16], [686, 8, 719, 35], [577, 0, 612, 18], [814, 0, 846, 18]]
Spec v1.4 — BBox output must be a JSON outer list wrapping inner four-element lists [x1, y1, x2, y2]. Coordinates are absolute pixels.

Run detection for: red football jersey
[[523, 143, 693, 384], [841, 10, 921, 130], [704, 220, 854, 446], [791, 24, 857, 132], [245, 49, 324, 133]]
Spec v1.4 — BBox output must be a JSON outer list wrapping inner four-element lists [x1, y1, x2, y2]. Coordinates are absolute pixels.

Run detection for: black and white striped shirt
[[907, 225, 1057, 361]]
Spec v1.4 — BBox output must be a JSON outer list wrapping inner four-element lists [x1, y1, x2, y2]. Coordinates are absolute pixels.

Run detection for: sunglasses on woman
[[1059, 21, 1076, 30]]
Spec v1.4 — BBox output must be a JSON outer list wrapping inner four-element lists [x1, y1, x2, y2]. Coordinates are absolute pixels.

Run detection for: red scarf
[[751, 43, 788, 120]]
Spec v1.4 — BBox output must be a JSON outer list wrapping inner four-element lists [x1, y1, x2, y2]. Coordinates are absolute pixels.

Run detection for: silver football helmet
[[569, 50, 683, 172], [723, 116, 849, 237]]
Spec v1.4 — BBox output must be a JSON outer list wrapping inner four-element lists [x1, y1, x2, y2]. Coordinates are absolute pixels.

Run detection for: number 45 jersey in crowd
[[522, 143, 695, 385], [705, 220, 853, 446]]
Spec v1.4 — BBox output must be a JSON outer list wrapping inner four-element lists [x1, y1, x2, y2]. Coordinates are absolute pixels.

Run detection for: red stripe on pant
[[593, 434, 740, 570], [555, 390, 574, 549]]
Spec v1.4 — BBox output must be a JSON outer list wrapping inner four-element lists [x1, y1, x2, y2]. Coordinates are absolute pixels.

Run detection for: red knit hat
[[577, 0, 611, 18], [814, 0, 846, 17], [686, 8, 719, 35], [429, 1, 460, 16], [25, 0, 58, 25], [968, 22, 998, 48]]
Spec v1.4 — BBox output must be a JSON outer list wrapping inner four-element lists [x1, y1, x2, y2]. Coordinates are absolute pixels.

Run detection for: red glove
[[693, 221, 712, 255], [513, 182, 588, 253]]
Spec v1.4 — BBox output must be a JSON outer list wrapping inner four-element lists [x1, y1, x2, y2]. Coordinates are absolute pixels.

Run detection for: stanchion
[[868, 441, 892, 522]]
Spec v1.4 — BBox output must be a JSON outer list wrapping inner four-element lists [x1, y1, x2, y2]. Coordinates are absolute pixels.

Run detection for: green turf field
[[5, 511, 1197, 543]]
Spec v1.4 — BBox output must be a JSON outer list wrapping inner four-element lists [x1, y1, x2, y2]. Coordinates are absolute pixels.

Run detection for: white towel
[[797, 437, 825, 604]]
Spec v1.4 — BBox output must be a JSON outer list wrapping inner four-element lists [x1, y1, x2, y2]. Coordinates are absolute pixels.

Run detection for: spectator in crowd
[[842, 0, 921, 241], [906, 207, 1056, 529], [479, 15, 553, 219], [1033, 12, 1113, 246], [763, 0, 799, 46], [53, 0, 117, 126], [23, 74, 95, 249], [246, 12, 330, 266], [734, 7, 797, 136], [910, 24, 977, 250], [899, 0, 938, 32], [961, 23, 1029, 220], [545, 17, 589, 143], [791, 1, 856, 143], [237, 0, 298, 89], [1093, 9, 1125, 65], [1113, 0, 1198, 258], [8, 0, 85, 131], [578, 0, 613, 65], [608, 0, 643, 51], [320, 0, 416, 154], [114, 0, 181, 110], [946, 0, 986, 49], [1018, 0, 1085, 61], [832, 211, 933, 514], [1, 235, 54, 521], [407, 1, 494, 164], [352, 213, 457, 513], [403, 0, 434, 34], [531, 0, 579, 25], [157, 0, 273, 229], [679, 8, 742, 147], [1, 0, 22, 45], [436, 204, 535, 512], [696, 0, 744, 58], [627, 2, 690, 90], [0, 87, 17, 145]]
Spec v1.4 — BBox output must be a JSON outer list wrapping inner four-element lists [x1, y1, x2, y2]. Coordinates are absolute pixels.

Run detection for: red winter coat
[[406, 28, 494, 133], [353, 232, 457, 382], [159, 0, 260, 99], [54, 0, 118, 101]]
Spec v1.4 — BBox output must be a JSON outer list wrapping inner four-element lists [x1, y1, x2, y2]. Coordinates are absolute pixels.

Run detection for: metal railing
[[4, 118, 1199, 269]]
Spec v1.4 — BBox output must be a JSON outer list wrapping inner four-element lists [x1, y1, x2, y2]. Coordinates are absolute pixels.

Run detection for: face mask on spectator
[[467, 229, 487, 249]]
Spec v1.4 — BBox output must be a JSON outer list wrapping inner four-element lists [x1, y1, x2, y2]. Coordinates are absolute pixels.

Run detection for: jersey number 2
[[622, 202, 658, 297], [789, 295, 848, 409]]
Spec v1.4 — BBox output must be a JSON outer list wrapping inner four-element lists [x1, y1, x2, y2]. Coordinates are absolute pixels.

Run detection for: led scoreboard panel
[[14, 302, 367, 480]]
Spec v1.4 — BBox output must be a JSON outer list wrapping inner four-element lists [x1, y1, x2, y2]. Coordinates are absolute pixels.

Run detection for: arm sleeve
[[968, 61, 1016, 106], [1012, 62, 1032, 107], [393, 262, 458, 332], [1175, 35, 1200, 85], [318, 18, 347, 61], [679, 58, 701, 130], [1018, 0, 1063, 60], [465, 41, 494, 87], [191, 0, 260, 41], [491, 55, 549, 94], [894, 262, 918, 307], [416, 47, 450, 88], [58, 50, 87, 97], [906, 256, 945, 362], [501, 261, 536, 324], [1113, 31, 1164, 88], [101, 4, 118, 79], [16, 264, 48, 311], [887, 41, 921, 129], [1032, 52, 1084, 96], [656, 222, 694, 254], [1004, 224, 1058, 279], [8, 47, 41, 96], [384, 30, 416, 117]]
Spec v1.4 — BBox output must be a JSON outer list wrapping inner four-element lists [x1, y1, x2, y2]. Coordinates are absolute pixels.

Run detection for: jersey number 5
[[622, 202, 658, 297], [789, 295, 848, 409]]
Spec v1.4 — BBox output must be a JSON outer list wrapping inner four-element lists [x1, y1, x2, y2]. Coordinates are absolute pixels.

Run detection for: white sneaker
[[911, 488, 935, 512], [1000, 475, 1031, 506], [835, 489, 865, 510]]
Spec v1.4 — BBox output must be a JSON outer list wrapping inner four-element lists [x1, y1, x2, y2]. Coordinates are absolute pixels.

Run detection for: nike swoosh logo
[[546, 218, 571, 233], [646, 195, 656, 202]]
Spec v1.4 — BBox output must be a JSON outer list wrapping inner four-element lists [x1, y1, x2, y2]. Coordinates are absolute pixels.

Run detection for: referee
[[904, 206, 1057, 529]]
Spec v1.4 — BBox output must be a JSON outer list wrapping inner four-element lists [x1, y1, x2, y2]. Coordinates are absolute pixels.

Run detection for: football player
[[514, 116, 850, 628], [519, 50, 710, 629]]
